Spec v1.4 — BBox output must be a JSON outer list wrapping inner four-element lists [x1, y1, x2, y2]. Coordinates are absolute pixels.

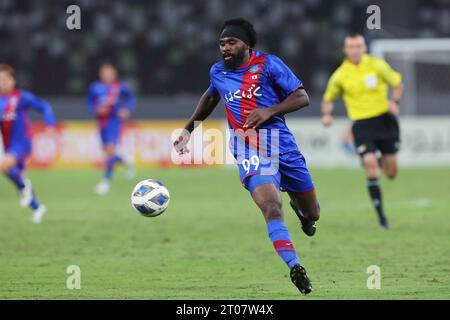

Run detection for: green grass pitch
[[0, 167, 449, 299]]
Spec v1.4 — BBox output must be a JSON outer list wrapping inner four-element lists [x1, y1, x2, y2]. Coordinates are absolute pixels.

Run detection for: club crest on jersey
[[249, 65, 260, 73], [1, 96, 18, 121], [224, 84, 262, 103]]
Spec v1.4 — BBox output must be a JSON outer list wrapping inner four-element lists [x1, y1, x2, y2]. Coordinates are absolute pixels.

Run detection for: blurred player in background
[[174, 18, 320, 295], [87, 62, 136, 195], [321, 33, 404, 230], [0, 64, 56, 224]]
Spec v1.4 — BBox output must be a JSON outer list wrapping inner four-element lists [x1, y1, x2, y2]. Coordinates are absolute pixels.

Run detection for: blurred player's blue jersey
[[0, 89, 56, 163], [86, 81, 135, 145], [208, 50, 314, 193]]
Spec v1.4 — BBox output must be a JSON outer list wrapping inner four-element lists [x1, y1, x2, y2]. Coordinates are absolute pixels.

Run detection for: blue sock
[[6, 166, 25, 190], [30, 196, 40, 210], [104, 155, 123, 180], [267, 219, 300, 269]]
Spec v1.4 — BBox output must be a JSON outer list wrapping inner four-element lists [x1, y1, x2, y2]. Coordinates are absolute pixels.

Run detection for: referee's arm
[[321, 71, 341, 126], [377, 58, 404, 115], [388, 83, 404, 116]]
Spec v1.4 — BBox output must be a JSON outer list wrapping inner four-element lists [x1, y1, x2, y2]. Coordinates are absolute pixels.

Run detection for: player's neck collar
[[101, 80, 120, 86], [237, 50, 256, 69], [0, 89, 18, 97]]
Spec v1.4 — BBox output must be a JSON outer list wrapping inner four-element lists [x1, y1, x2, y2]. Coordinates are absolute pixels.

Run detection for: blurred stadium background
[[1, 0, 449, 300], [1, 0, 449, 169]]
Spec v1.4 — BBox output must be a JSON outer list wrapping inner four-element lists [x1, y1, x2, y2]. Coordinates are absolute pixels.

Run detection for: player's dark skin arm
[[244, 88, 309, 128], [173, 89, 221, 154], [183, 89, 221, 133]]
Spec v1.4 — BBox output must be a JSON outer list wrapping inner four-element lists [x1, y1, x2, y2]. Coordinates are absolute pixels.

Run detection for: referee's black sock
[[367, 178, 386, 223]]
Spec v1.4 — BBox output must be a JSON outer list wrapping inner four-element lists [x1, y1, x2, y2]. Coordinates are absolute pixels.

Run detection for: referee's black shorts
[[351, 112, 400, 157]]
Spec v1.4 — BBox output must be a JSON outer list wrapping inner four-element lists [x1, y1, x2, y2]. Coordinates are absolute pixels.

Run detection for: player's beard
[[223, 48, 247, 70]]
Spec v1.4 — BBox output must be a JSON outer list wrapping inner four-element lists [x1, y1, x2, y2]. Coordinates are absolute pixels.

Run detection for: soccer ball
[[131, 179, 170, 217]]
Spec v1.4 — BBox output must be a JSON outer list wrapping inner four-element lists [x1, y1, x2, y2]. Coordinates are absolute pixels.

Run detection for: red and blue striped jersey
[[0, 89, 56, 151], [209, 50, 303, 154], [86, 81, 136, 127]]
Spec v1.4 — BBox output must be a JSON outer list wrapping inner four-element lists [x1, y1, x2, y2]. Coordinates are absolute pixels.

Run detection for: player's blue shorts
[[99, 119, 122, 146], [6, 141, 31, 171], [238, 150, 315, 194]]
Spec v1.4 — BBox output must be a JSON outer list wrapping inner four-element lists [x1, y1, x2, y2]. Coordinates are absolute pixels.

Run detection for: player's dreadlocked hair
[[221, 18, 257, 48]]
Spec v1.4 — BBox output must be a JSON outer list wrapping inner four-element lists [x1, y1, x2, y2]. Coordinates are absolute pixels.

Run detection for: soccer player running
[[87, 62, 136, 195], [321, 33, 404, 230], [173, 19, 320, 294], [0, 64, 56, 224]]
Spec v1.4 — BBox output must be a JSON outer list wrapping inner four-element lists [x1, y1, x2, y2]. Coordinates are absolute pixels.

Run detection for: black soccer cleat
[[379, 215, 389, 231], [290, 264, 313, 295], [290, 201, 317, 237]]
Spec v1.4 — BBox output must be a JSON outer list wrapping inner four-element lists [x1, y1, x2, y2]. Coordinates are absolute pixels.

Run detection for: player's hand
[[118, 109, 130, 120], [322, 114, 333, 126], [388, 100, 400, 116], [173, 130, 191, 155], [244, 109, 274, 129]]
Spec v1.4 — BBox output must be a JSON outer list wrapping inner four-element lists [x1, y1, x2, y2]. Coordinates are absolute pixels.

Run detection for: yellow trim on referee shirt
[[323, 54, 402, 121]]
